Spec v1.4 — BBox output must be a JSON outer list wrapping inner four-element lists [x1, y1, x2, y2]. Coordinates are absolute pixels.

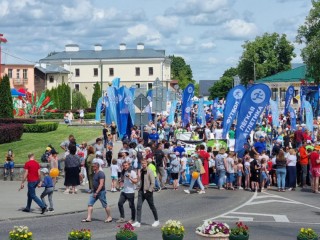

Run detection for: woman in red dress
[[198, 145, 210, 187]]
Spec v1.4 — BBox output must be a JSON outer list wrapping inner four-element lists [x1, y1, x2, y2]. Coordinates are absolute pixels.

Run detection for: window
[[75, 68, 80, 77], [49, 76, 54, 83], [23, 69, 28, 79], [93, 68, 98, 76], [16, 69, 20, 79], [135, 67, 140, 76], [136, 83, 140, 88], [75, 84, 80, 91], [148, 67, 153, 76], [109, 68, 114, 76], [62, 76, 65, 83], [8, 69, 12, 78], [148, 83, 153, 90], [271, 88, 277, 101]]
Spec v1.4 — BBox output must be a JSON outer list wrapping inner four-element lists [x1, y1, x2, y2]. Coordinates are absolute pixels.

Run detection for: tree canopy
[[238, 32, 295, 85], [208, 67, 238, 99], [296, 0, 320, 84], [91, 82, 101, 109], [169, 55, 198, 95]]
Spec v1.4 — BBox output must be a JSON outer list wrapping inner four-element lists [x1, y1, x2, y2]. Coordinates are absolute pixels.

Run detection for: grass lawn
[[1, 124, 102, 164]]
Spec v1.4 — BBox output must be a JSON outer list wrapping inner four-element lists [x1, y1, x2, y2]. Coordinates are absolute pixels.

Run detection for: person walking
[[117, 161, 138, 223], [82, 162, 112, 223], [132, 159, 159, 228], [20, 153, 46, 214], [38, 168, 55, 213], [85, 146, 95, 193], [184, 153, 206, 194]]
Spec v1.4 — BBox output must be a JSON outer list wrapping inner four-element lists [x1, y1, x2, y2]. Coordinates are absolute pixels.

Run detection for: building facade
[[2, 64, 35, 93], [39, 43, 171, 101]]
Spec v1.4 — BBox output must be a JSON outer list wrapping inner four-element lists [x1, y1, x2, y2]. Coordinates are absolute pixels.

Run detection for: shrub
[[0, 123, 24, 144], [72, 90, 89, 109], [83, 113, 96, 119], [0, 75, 14, 118], [23, 122, 59, 133], [44, 113, 65, 119], [0, 118, 36, 124], [91, 82, 101, 109]]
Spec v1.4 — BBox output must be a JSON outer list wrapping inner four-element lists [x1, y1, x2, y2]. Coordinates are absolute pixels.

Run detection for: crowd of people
[[12, 104, 320, 226]]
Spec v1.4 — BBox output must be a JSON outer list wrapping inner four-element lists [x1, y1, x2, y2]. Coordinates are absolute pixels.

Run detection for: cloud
[[167, 0, 229, 15], [154, 15, 180, 37], [177, 37, 194, 46], [208, 57, 218, 64], [222, 19, 258, 40], [124, 24, 162, 46], [0, 1, 9, 17], [200, 41, 216, 49]]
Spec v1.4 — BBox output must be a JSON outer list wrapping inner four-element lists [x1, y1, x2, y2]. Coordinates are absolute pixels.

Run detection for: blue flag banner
[[304, 100, 313, 131], [124, 87, 135, 125], [129, 87, 136, 101], [118, 86, 129, 138], [284, 85, 294, 116], [212, 97, 219, 120], [104, 96, 112, 124], [197, 98, 206, 126], [235, 84, 271, 153], [168, 100, 177, 125], [145, 90, 153, 122], [112, 77, 120, 89], [181, 83, 195, 127], [95, 97, 103, 122], [107, 86, 118, 127], [289, 106, 296, 130], [222, 85, 246, 138], [269, 99, 279, 128]]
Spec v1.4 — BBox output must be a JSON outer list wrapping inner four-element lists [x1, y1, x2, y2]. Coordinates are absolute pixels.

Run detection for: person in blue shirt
[[148, 128, 159, 143], [253, 136, 266, 155], [38, 168, 54, 212], [173, 142, 185, 157]]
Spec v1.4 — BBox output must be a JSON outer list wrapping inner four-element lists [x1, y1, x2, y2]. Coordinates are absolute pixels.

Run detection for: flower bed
[[0, 123, 24, 144], [9, 226, 33, 240], [23, 122, 59, 133], [196, 219, 230, 239]]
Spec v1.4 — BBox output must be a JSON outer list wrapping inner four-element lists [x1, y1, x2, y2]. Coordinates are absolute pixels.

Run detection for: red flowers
[[231, 222, 249, 236]]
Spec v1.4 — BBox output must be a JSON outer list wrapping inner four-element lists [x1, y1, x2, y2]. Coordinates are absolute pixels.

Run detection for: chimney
[[65, 44, 79, 52], [137, 42, 144, 50], [119, 43, 126, 50], [94, 44, 102, 51]]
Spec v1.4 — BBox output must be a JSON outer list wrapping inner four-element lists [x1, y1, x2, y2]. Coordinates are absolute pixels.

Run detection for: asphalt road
[[0, 186, 319, 240]]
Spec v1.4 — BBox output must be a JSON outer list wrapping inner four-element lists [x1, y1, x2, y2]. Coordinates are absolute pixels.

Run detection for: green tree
[[208, 67, 238, 99], [238, 32, 295, 85], [91, 82, 101, 108], [296, 0, 320, 83], [0, 75, 14, 118], [72, 90, 88, 109], [169, 55, 198, 95]]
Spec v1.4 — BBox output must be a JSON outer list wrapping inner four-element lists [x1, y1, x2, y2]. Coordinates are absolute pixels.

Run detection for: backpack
[[41, 152, 49, 163]]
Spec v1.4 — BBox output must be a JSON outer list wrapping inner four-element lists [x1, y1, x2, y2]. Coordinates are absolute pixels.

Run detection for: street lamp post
[[0, 33, 8, 80]]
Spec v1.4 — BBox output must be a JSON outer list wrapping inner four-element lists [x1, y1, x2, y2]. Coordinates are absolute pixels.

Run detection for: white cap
[[41, 168, 49, 174]]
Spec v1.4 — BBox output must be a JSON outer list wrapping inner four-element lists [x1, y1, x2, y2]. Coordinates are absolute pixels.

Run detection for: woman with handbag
[[184, 153, 205, 194], [198, 144, 210, 188]]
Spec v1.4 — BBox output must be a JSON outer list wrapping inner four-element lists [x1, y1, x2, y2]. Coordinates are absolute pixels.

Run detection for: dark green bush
[[0, 123, 24, 143], [0, 118, 36, 124], [23, 122, 59, 133], [44, 113, 65, 119]]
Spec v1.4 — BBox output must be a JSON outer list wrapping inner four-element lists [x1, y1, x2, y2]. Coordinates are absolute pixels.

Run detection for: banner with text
[[289, 106, 296, 130], [181, 83, 194, 127], [235, 84, 271, 153], [284, 85, 294, 116], [222, 85, 246, 138], [269, 99, 279, 128]]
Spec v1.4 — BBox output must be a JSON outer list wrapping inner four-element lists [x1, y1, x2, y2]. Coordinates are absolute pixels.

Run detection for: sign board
[[135, 88, 147, 98], [134, 94, 150, 111], [135, 113, 149, 126], [153, 78, 161, 87]]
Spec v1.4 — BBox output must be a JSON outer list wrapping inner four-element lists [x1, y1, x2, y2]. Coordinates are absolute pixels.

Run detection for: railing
[[12, 78, 28, 85]]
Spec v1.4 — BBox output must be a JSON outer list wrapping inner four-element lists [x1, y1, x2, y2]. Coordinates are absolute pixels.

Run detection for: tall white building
[[39, 43, 171, 101]]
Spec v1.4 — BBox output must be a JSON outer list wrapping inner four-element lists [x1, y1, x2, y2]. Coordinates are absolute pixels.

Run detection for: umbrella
[[11, 88, 25, 97]]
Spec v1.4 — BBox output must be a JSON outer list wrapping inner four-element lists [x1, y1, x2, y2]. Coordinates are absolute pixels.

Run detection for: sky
[[0, 0, 312, 81]]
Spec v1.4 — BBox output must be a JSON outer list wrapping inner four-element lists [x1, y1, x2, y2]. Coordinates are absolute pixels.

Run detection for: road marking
[[233, 212, 289, 222], [248, 199, 299, 205]]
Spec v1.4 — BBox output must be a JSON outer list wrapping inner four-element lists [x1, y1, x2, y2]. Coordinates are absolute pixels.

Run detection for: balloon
[[192, 171, 200, 179], [49, 168, 59, 178]]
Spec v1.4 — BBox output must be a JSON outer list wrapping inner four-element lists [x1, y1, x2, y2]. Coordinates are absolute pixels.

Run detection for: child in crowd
[[38, 168, 54, 213], [4, 149, 14, 181], [110, 159, 119, 192], [180, 152, 188, 184], [237, 158, 244, 190], [260, 158, 269, 191], [244, 155, 251, 190], [117, 152, 124, 190], [48, 149, 59, 187]]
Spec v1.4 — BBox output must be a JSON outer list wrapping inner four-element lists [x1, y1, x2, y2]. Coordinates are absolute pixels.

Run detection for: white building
[[39, 43, 171, 101]]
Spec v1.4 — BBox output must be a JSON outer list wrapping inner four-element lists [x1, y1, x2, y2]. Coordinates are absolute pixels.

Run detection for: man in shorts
[[82, 162, 112, 223]]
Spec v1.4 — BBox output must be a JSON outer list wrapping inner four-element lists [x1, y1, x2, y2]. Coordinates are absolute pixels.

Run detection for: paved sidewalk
[[0, 168, 119, 222]]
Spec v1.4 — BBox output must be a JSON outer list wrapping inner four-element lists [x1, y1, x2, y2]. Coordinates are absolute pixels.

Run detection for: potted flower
[[68, 229, 91, 240], [195, 219, 230, 239], [229, 222, 249, 240], [297, 228, 318, 240], [116, 222, 138, 240], [9, 226, 33, 240], [161, 220, 185, 240]]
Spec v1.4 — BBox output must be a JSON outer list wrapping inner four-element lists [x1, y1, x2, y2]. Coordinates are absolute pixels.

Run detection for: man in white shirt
[[117, 161, 138, 224]]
